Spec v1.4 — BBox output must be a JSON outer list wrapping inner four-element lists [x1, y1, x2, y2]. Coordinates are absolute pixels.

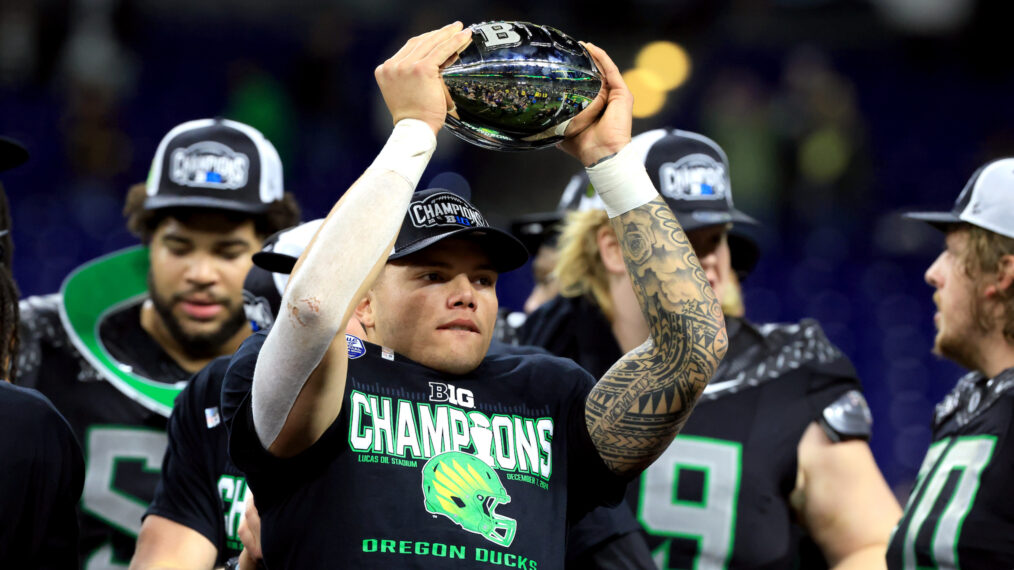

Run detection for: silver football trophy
[[442, 22, 604, 151]]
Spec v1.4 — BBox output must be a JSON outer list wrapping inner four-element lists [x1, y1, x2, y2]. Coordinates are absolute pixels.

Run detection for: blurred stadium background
[[2, 0, 1013, 499]]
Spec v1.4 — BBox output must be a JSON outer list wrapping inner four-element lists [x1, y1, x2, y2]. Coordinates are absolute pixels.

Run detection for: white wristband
[[367, 119, 437, 189], [586, 143, 659, 218]]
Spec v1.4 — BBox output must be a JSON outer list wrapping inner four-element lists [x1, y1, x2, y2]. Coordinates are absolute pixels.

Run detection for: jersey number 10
[[892, 435, 996, 570]]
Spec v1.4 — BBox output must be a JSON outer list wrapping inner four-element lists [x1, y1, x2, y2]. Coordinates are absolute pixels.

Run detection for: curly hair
[[960, 223, 1014, 343], [122, 182, 301, 242], [0, 182, 19, 382]]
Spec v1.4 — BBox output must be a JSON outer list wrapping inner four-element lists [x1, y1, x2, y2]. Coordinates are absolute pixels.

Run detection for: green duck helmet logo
[[421, 451, 517, 547]]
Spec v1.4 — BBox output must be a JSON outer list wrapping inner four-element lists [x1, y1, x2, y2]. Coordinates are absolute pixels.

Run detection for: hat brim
[[902, 210, 962, 231], [391, 226, 530, 273], [674, 206, 760, 233], [0, 137, 29, 173], [143, 194, 272, 214], [252, 250, 298, 274], [510, 211, 565, 253]]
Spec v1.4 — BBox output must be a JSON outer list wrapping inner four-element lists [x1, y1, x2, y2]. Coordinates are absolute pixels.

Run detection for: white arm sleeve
[[250, 119, 436, 449], [585, 142, 659, 218]]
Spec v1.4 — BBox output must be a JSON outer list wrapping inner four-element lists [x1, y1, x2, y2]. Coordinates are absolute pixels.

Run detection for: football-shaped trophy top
[[442, 22, 603, 151]]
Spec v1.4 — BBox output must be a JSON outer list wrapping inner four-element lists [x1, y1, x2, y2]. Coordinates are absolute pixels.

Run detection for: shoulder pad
[[19, 293, 63, 321], [818, 389, 872, 442]]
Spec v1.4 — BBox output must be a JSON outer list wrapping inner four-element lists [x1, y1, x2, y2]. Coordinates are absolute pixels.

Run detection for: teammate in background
[[130, 220, 324, 570], [16, 119, 300, 568], [510, 174, 657, 568], [0, 137, 85, 569], [220, 23, 726, 568], [520, 128, 901, 569], [888, 159, 1014, 568]]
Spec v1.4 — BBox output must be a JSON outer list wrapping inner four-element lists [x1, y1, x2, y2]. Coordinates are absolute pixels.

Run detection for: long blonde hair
[[553, 209, 615, 321]]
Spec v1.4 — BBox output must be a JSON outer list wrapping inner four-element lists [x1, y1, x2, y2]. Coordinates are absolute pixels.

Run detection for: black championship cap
[[393, 188, 529, 273], [631, 128, 761, 277], [252, 189, 529, 275], [144, 118, 284, 213], [0, 137, 29, 173], [903, 157, 1014, 240]]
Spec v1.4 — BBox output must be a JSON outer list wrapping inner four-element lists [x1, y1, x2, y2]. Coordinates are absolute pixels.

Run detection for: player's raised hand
[[558, 42, 633, 167], [375, 22, 472, 135]]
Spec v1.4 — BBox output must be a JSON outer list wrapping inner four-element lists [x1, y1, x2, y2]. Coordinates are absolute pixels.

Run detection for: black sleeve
[[145, 361, 230, 551], [797, 320, 868, 441], [222, 332, 350, 506], [563, 368, 629, 522], [0, 384, 84, 570]]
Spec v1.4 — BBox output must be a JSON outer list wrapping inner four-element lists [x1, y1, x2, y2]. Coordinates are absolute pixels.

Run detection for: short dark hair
[[123, 182, 301, 243]]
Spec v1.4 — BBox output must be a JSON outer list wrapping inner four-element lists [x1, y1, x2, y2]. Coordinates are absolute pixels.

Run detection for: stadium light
[[622, 68, 667, 118], [635, 41, 692, 91]]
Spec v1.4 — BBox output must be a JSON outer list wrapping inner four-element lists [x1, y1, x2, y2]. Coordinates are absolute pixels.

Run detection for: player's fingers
[[583, 42, 632, 109], [404, 22, 465, 65], [387, 22, 462, 66], [424, 28, 472, 69], [583, 43, 628, 92]]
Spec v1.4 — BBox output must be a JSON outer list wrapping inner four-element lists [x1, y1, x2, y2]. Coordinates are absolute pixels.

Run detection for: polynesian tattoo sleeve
[[585, 196, 728, 475]]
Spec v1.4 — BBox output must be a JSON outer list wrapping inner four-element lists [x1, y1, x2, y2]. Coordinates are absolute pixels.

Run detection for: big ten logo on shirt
[[218, 474, 250, 552], [346, 389, 553, 489], [429, 381, 473, 408]]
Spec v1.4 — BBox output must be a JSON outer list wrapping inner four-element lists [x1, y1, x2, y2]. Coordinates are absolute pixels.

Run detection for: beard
[[933, 294, 986, 371], [148, 273, 248, 360]]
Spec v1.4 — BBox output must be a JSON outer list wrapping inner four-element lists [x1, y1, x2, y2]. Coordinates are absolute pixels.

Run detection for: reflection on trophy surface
[[442, 21, 603, 151]]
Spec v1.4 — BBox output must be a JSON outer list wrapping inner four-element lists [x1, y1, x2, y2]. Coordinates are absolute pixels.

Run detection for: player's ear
[[354, 293, 376, 329], [987, 254, 1014, 298], [596, 225, 625, 275]]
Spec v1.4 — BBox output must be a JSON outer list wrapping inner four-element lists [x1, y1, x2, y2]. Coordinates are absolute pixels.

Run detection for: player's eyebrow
[[161, 234, 192, 246], [213, 238, 253, 250]]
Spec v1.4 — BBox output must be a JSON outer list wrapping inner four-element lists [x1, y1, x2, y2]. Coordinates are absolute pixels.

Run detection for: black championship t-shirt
[[626, 318, 862, 569], [0, 382, 84, 569], [18, 294, 190, 568], [144, 356, 248, 566], [222, 331, 627, 569], [887, 367, 1014, 569]]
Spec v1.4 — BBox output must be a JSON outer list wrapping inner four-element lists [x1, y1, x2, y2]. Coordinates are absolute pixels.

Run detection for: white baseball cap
[[904, 158, 1014, 239]]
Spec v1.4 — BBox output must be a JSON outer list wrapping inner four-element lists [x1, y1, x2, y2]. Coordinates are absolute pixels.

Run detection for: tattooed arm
[[560, 43, 727, 475], [587, 198, 727, 474]]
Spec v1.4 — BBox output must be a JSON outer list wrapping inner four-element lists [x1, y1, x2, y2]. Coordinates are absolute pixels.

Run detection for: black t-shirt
[[0, 381, 84, 569], [18, 294, 190, 568], [522, 297, 863, 569], [144, 357, 248, 566], [222, 331, 627, 569], [519, 295, 650, 567], [887, 367, 1014, 569], [627, 318, 861, 569]]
